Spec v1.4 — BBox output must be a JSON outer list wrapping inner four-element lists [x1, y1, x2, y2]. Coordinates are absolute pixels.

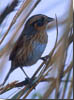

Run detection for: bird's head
[[25, 14, 54, 34]]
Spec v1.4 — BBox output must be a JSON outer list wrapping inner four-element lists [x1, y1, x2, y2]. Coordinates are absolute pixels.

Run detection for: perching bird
[[1, 14, 54, 86]]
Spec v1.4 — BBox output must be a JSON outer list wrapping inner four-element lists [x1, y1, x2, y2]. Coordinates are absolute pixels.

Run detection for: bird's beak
[[47, 17, 54, 23]]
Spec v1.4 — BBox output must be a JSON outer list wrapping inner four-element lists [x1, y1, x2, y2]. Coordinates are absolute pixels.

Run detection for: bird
[[0, 14, 54, 86]]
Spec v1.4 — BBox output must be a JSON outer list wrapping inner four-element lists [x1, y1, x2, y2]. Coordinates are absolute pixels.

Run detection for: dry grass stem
[[67, 76, 73, 99]]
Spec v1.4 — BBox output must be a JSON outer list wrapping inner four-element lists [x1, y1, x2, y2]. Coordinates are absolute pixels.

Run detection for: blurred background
[[0, 0, 73, 99]]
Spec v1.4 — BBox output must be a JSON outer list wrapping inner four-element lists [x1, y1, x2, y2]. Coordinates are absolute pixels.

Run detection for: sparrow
[[1, 14, 54, 86]]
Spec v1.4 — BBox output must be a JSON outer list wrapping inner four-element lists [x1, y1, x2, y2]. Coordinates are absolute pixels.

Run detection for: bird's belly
[[25, 41, 47, 66]]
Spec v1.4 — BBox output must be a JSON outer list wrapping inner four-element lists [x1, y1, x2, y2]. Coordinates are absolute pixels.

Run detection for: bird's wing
[[9, 26, 37, 62], [9, 35, 28, 61]]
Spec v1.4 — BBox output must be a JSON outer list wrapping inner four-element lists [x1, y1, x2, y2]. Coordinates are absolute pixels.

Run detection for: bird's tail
[[0, 65, 14, 87]]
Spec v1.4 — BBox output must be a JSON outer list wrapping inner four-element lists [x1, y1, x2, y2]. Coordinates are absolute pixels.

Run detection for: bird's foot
[[15, 77, 36, 88], [25, 77, 35, 89]]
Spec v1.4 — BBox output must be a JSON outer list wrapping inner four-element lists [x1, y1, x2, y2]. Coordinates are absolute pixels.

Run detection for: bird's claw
[[25, 77, 35, 89]]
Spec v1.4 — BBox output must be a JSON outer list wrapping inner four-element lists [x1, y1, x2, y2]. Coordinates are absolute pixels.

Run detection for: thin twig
[[67, 76, 73, 99]]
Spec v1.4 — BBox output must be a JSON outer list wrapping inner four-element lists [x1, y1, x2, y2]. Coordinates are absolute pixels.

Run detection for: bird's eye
[[36, 17, 45, 27], [37, 21, 43, 26]]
